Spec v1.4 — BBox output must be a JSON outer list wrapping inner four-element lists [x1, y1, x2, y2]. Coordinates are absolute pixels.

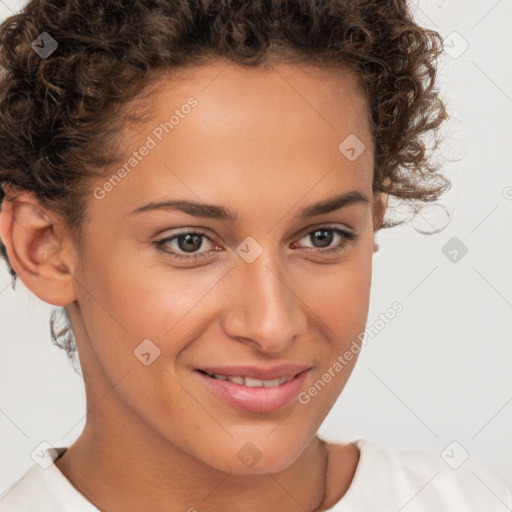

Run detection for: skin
[[0, 59, 387, 511]]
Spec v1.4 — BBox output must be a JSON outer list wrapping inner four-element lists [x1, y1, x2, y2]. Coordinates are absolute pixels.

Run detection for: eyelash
[[153, 225, 359, 262]]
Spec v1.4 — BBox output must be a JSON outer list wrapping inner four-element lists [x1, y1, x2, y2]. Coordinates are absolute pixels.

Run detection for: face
[[69, 60, 383, 474]]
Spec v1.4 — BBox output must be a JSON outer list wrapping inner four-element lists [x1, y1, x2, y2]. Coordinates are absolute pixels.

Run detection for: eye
[[154, 224, 358, 262], [153, 229, 218, 261], [292, 225, 358, 256]]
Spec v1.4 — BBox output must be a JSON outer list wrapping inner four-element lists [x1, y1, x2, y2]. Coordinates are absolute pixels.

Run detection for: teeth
[[227, 376, 245, 385], [262, 378, 281, 387], [209, 373, 293, 387], [243, 377, 264, 387]]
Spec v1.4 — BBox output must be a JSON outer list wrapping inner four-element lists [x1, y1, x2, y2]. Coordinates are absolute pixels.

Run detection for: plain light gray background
[[1, 0, 511, 498]]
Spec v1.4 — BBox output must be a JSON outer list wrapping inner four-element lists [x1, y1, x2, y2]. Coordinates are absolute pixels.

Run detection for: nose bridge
[[222, 245, 307, 352]]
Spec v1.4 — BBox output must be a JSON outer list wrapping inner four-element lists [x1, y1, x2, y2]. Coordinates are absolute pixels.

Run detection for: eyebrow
[[128, 190, 370, 221]]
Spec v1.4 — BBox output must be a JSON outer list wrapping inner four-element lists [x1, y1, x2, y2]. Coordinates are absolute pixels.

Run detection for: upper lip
[[196, 364, 311, 380]]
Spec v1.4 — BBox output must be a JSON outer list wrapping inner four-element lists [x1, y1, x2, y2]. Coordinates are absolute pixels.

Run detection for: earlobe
[[0, 186, 77, 306]]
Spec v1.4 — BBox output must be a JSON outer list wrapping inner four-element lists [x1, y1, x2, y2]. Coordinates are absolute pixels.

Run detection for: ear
[[0, 185, 78, 306], [372, 192, 388, 253], [372, 191, 388, 231]]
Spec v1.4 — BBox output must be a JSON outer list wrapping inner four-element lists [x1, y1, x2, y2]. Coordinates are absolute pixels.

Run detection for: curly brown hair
[[0, 0, 449, 368]]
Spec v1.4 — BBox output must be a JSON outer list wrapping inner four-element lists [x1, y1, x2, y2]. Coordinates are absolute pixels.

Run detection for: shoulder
[[326, 439, 512, 512], [0, 446, 99, 512]]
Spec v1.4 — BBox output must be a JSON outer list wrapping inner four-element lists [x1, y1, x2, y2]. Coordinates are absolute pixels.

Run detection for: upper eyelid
[[296, 223, 354, 237], [152, 227, 213, 241], [155, 228, 216, 244]]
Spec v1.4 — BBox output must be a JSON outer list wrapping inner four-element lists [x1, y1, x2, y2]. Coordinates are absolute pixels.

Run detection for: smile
[[203, 372, 294, 387], [194, 368, 311, 413]]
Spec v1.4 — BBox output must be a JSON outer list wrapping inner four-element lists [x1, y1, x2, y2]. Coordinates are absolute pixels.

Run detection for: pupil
[[313, 229, 332, 248], [179, 234, 202, 252]]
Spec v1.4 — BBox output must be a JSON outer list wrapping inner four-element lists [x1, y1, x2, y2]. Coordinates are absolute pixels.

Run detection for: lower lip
[[195, 370, 310, 413]]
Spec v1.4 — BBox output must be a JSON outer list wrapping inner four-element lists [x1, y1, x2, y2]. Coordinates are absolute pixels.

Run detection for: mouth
[[196, 370, 295, 388], [194, 365, 311, 413]]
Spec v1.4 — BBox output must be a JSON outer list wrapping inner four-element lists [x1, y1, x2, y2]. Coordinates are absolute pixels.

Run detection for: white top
[[1, 439, 511, 511]]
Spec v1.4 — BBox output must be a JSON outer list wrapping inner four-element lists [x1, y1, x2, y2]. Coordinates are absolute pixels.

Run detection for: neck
[[55, 391, 329, 512]]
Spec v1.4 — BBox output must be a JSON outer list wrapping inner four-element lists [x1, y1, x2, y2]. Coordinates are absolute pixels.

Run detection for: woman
[[0, 1, 510, 511]]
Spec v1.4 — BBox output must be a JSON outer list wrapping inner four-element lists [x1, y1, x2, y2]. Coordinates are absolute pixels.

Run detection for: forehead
[[146, 60, 370, 140], [89, 60, 374, 220]]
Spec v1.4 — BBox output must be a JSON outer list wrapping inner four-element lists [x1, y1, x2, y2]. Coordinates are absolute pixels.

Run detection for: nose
[[220, 249, 308, 353]]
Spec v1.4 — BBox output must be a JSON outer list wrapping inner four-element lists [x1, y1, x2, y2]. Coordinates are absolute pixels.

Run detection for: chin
[[194, 435, 309, 475]]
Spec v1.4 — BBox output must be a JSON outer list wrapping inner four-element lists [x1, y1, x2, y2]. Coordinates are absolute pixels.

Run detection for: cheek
[[74, 242, 239, 425], [294, 265, 371, 423], [300, 247, 373, 342], [73, 248, 229, 446], [77, 231, 218, 340]]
